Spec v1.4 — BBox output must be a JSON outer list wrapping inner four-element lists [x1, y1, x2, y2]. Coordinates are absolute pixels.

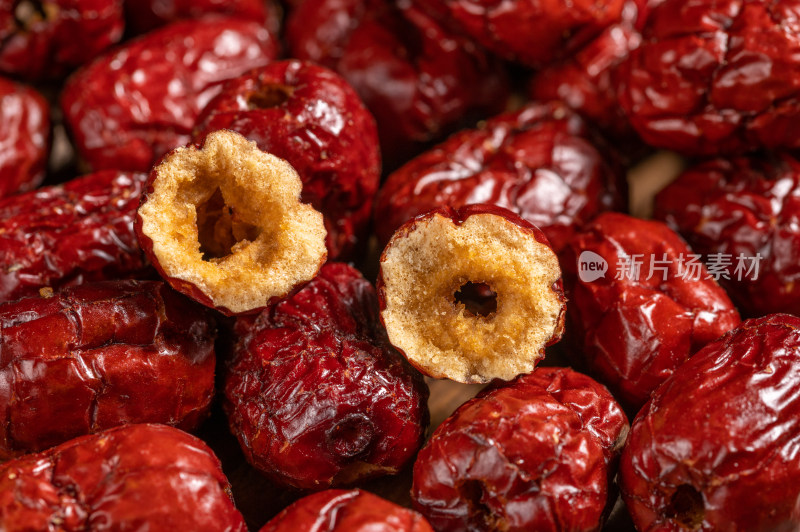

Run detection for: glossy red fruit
[[654, 153, 800, 318], [225, 263, 429, 490], [561, 212, 741, 411], [0, 170, 149, 304], [0, 424, 246, 531], [285, 0, 509, 166], [0, 280, 215, 459], [620, 314, 800, 531], [617, 0, 800, 155], [124, 0, 277, 34], [412, 367, 629, 532], [0, 0, 124, 80], [194, 60, 380, 260], [374, 103, 625, 253], [260, 489, 434, 532], [0, 77, 50, 198], [61, 17, 279, 173]]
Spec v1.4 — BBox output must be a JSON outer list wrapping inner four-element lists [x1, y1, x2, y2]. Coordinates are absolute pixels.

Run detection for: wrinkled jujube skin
[[561, 212, 741, 412], [0, 280, 216, 459], [620, 314, 800, 532], [0, 424, 247, 531], [124, 0, 277, 34], [654, 153, 800, 318], [0, 77, 50, 198], [225, 263, 429, 490], [286, 0, 509, 166], [0, 170, 149, 304], [415, 0, 626, 68], [260, 489, 434, 532], [61, 17, 279, 173], [617, 0, 800, 155], [374, 103, 625, 252], [412, 367, 628, 532], [194, 60, 381, 260], [0, 0, 124, 80]]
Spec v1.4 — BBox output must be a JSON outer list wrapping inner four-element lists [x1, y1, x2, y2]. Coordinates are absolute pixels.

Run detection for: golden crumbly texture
[[138, 130, 327, 314], [381, 212, 563, 383]]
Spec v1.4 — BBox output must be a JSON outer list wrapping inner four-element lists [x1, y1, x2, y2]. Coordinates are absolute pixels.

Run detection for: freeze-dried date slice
[[286, 0, 509, 166], [0, 0, 124, 80], [617, 0, 800, 155], [61, 16, 278, 172], [0, 280, 216, 459], [412, 367, 628, 532], [136, 130, 327, 315], [620, 314, 800, 531], [124, 0, 277, 34], [0, 76, 50, 198], [378, 205, 565, 383], [225, 263, 429, 490], [194, 60, 381, 260], [0, 169, 148, 304], [561, 212, 741, 411], [374, 103, 625, 252], [0, 424, 246, 531], [260, 489, 434, 532], [654, 153, 800, 317]]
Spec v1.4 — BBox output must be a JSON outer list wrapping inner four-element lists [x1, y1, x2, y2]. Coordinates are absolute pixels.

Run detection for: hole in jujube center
[[196, 188, 260, 260], [14, 0, 47, 29], [326, 414, 375, 459], [458, 479, 495, 528], [247, 85, 293, 110], [666, 484, 705, 530], [454, 281, 497, 317]]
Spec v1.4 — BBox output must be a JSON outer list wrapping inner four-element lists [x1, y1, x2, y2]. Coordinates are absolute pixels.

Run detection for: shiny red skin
[[411, 367, 628, 532], [285, 0, 509, 166], [0, 0, 123, 80], [561, 212, 741, 412], [374, 103, 625, 253], [0, 423, 246, 531], [260, 489, 434, 532], [0, 170, 150, 304], [0, 77, 50, 198], [224, 263, 430, 490], [617, 0, 800, 155], [654, 154, 800, 318], [194, 60, 381, 260], [416, 0, 625, 67], [124, 0, 275, 34], [0, 280, 216, 459], [61, 17, 279, 173], [620, 314, 800, 531]]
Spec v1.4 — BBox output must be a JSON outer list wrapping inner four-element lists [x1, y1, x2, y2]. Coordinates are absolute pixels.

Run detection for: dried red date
[[224, 263, 429, 490], [654, 153, 800, 318], [285, 0, 509, 166], [620, 314, 800, 531], [617, 0, 800, 155], [561, 212, 741, 411], [124, 0, 277, 34], [0, 76, 50, 198], [0, 280, 216, 459], [412, 367, 628, 532], [194, 60, 381, 260], [374, 103, 625, 253], [0, 170, 149, 304], [0, 423, 246, 531], [61, 17, 279, 172], [0, 0, 124, 80], [261, 489, 434, 532]]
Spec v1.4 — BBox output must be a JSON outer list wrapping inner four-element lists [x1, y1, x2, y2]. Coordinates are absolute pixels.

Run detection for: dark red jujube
[[124, 0, 277, 34], [411, 366, 628, 532], [224, 262, 429, 490]]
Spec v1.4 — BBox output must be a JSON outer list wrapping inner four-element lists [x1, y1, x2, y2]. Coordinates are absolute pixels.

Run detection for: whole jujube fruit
[[412, 367, 629, 532], [194, 60, 381, 260], [224, 262, 429, 490], [620, 314, 800, 531], [654, 153, 800, 317]]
